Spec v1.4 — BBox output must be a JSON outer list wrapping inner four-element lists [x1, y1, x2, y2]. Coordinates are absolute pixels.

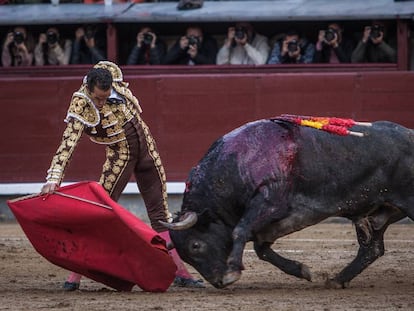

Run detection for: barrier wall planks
[[1, 70, 413, 183]]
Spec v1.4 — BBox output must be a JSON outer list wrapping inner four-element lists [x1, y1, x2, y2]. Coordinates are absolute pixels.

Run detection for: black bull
[[162, 119, 414, 289]]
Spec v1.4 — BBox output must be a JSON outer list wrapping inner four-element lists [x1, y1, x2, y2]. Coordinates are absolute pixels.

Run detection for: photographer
[[34, 27, 72, 66], [351, 21, 396, 63], [313, 23, 354, 63], [216, 22, 270, 65], [126, 26, 166, 65], [163, 25, 217, 65], [267, 29, 315, 64], [70, 25, 106, 65], [1, 26, 34, 67]]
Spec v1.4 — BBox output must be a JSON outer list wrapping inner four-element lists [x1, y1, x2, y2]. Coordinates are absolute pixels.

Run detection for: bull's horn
[[159, 212, 198, 231]]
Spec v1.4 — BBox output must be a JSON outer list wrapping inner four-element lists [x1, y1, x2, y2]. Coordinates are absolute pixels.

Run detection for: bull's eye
[[192, 241, 201, 250], [188, 240, 205, 255]]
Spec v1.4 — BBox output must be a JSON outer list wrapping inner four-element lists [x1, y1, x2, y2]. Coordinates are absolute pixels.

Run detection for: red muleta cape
[[7, 181, 176, 292]]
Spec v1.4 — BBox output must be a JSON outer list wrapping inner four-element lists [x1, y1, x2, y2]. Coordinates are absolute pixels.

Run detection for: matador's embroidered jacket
[[45, 60, 171, 230], [46, 77, 166, 198]]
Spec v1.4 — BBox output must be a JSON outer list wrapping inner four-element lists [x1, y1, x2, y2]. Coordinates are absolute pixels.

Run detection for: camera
[[84, 30, 96, 40], [234, 26, 247, 40], [13, 31, 24, 45], [324, 28, 337, 42], [370, 24, 384, 40], [287, 40, 298, 53], [187, 35, 200, 48], [46, 31, 58, 45], [143, 33, 154, 45]]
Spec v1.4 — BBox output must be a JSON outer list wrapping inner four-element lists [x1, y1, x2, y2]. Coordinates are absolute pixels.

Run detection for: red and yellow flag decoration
[[274, 114, 372, 137]]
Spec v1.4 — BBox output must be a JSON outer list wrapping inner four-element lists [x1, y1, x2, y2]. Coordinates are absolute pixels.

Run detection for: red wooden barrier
[[1, 69, 413, 183]]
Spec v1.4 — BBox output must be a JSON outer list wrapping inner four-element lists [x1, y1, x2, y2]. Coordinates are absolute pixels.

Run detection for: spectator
[[70, 25, 106, 64], [267, 29, 315, 64], [126, 26, 166, 65], [163, 25, 217, 65], [313, 23, 354, 63], [1, 26, 34, 67], [216, 22, 270, 65], [34, 27, 72, 66], [351, 21, 397, 63]]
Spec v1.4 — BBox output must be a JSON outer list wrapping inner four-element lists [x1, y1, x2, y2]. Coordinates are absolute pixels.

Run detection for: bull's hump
[[222, 119, 292, 144], [221, 120, 297, 184]]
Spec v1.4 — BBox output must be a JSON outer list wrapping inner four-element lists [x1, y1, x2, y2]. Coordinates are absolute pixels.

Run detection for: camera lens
[[235, 27, 246, 40], [187, 35, 199, 48], [370, 25, 382, 39], [84, 26, 96, 40], [47, 31, 58, 45], [143, 33, 153, 45], [13, 32, 24, 44], [287, 40, 298, 53], [324, 29, 336, 42], [85, 31, 94, 40]]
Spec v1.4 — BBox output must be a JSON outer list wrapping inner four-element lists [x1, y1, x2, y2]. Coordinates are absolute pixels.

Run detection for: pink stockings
[[66, 271, 82, 284], [159, 230, 193, 279]]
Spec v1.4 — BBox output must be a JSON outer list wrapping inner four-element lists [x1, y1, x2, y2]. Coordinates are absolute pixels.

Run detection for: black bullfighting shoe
[[63, 281, 80, 291], [173, 276, 205, 288]]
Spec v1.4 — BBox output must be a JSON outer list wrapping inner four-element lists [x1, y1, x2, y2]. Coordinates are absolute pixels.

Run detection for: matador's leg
[[99, 121, 171, 232], [132, 118, 171, 233], [99, 139, 135, 202]]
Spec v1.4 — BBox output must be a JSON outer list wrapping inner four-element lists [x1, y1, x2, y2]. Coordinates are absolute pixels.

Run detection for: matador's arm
[[46, 118, 84, 185]]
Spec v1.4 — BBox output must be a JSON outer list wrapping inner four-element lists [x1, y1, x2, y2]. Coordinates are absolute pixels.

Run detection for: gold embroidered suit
[[46, 62, 171, 231]]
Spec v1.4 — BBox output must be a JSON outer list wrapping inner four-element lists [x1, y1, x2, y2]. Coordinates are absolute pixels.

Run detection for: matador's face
[[88, 86, 111, 109]]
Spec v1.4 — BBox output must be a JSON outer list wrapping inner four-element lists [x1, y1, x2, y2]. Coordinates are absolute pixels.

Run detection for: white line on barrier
[[0, 182, 185, 195]]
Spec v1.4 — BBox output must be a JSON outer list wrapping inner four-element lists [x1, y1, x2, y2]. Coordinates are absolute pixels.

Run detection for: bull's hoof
[[222, 270, 241, 287], [324, 278, 349, 289], [301, 264, 312, 282]]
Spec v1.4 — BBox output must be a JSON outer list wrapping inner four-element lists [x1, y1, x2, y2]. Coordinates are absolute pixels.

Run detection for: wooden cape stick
[[53, 191, 113, 210], [9, 191, 113, 211]]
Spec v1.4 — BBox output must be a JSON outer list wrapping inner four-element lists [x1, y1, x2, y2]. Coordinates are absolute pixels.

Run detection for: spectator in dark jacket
[[351, 21, 397, 63], [70, 25, 106, 65], [163, 25, 217, 65], [267, 29, 315, 64], [313, 23, 354, 63], [127, 26, 166, 65]]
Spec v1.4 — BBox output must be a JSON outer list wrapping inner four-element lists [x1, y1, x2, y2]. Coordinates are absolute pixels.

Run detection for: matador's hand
[[40, 182, 58, 195]]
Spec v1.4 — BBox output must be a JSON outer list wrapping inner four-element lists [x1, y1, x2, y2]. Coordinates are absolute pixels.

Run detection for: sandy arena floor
[[0, 222, 413, 311]]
